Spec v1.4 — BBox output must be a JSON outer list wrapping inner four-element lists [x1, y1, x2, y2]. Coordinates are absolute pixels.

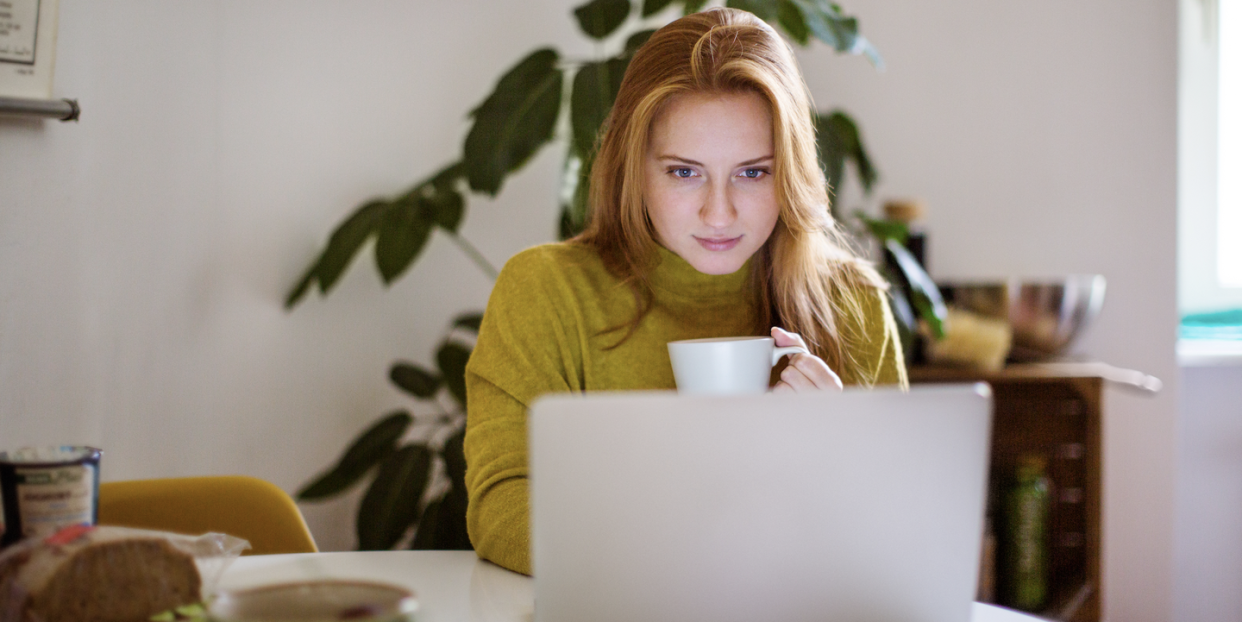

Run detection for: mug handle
[[772, 345, 809, 366]]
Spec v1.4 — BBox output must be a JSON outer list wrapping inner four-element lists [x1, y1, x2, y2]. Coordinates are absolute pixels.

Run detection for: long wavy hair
[[575, 7, 886, 382]]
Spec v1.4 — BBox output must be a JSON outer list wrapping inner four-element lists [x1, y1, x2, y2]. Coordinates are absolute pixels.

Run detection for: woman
[[463, 7, 906, 576]]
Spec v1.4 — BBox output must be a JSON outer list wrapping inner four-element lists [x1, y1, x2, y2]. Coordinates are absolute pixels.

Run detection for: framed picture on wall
[[0, 0, 60, 99]]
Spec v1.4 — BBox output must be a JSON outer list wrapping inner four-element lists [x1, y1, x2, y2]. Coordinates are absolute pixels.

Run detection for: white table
[[219, 551, 1043, 622]]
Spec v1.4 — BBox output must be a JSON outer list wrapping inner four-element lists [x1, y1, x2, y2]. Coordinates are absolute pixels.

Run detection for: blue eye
[[670, 167, 695, 178], [741, 168, 767, 179]]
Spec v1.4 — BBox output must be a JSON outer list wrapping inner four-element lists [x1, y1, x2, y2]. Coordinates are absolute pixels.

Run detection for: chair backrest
[[97, 475, 318, 555]]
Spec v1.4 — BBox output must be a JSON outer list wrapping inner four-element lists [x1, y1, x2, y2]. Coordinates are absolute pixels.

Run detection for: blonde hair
[[575, 7, 886, 382]]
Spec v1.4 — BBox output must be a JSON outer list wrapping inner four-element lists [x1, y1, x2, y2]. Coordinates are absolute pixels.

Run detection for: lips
[[694, 236, 742, 251]]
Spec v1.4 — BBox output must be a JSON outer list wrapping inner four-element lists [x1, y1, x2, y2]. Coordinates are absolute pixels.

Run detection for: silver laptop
[[528, 384, 992, 622]]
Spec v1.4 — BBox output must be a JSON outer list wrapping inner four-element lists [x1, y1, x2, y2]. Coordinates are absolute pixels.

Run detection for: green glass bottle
[[1005, 455, 1049, 611]]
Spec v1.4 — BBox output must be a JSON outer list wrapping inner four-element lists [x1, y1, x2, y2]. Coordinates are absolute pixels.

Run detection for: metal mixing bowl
[[936, 275, 1107, 361]]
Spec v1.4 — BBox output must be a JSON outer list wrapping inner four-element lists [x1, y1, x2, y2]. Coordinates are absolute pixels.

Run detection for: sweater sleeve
[[463, 247, 584, 576]]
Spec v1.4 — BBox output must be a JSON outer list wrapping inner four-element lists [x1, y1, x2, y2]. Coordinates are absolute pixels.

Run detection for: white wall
[[0, 1, 1179, 619], [796, 2, 1178, 621], [1174, 364, 1242, 622], [0, 0, 593, 552]]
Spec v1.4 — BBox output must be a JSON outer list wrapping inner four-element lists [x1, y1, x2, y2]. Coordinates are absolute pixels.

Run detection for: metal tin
[[0, 446, 102, 548]]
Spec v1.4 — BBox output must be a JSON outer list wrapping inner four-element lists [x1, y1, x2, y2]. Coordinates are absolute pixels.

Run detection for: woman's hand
[[771, 327, 844, 393]]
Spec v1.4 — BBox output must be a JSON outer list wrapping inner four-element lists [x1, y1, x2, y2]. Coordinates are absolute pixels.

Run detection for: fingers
[[770, 326, 808, 349], [769, 327, 843, 393], [776, 357, 820, 392], [774, 353, 844, 393]]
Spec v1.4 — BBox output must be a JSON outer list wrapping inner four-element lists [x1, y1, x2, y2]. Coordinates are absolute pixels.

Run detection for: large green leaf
[[573, 0, 631, 39], [410, 426, 472, 550], [284, 199, 387, 308], [437, 341, 473, 409], [641, 0, 676, 17], [464, 49, 564, 196], [571, 57, 628, 157], [856, 35, 883, 68], [453, 312, 484, 333], [357, 445, 432, 550], [284, 262, 318, 309], [429, 190, 464, 233], [815, 110, 877, 215], [792, 0, 883, 67], [395, 164, 465, 237], [441, 426, 468, 498], [433, 427, 472, 549], [623, 29, 657, 57], [429, 484, 470, 549], [883, 270, 918, 361], [858, 214, 940, 341], [317, 200, 388, 294], [428, 161, 464, 192], [776, 0, 809, 45], [884, 239, 947, 339], [726, 0, 778, 21], [389, 363, 441, 399], [287, 161, 468, 309], [683, 0, 710, 14], [855, 210, 909, 246], [374, 199, 433, 284], [409, 496, 444, 550], [297, 410, 412, 500], [794, 0, 848, 49]]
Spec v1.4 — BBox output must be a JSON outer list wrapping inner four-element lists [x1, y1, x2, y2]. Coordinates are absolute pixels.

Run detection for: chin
[[686, 252, 748, 276]]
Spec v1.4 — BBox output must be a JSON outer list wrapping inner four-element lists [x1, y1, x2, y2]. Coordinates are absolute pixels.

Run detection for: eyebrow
[[657, 154, 774, 167]]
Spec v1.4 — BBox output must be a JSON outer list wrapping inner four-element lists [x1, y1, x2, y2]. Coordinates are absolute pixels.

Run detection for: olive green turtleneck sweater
[[463, 242, 905, 575]]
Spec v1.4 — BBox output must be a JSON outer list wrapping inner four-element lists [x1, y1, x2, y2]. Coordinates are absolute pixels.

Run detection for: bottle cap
[[1016, 454, 1047, 479], [883, 199, 926, 223]]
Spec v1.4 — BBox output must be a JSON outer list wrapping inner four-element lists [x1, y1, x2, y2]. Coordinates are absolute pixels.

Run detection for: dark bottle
[[880, 199, 929, 364], [882, 199, 928, 270], [1004, 455, 1050, 612]]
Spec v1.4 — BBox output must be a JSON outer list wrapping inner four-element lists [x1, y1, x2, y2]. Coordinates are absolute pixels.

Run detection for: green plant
[[296, 313, 478, 550], [856, 212, 948, 360], [290, 0, 940, 551]]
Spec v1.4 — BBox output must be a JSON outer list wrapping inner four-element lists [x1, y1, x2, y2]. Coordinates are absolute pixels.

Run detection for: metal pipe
[[0, 97, 80, 122]]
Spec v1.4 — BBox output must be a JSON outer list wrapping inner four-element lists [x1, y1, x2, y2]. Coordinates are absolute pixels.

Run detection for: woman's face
[[643, 90, 780, 276]]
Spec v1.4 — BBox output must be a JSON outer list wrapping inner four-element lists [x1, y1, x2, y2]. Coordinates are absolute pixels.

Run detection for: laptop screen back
[[529, 384, 992, 622]]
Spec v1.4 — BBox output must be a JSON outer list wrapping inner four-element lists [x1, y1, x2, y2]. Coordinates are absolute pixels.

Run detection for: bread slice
[[0, 527, 202, 622]]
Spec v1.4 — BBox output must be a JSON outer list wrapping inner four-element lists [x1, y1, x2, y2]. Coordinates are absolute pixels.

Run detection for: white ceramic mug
[[667, 336, 809, 395]]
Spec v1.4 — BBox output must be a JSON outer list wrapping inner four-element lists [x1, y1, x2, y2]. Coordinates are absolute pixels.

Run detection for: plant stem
[[447, 233, 499, 281]]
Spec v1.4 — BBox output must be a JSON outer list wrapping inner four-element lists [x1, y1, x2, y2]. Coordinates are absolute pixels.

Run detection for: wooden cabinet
[[910, 363, 1158, 622]]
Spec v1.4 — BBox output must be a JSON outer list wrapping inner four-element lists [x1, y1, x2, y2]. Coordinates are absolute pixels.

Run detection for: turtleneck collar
[[647, 244, 752, 302]]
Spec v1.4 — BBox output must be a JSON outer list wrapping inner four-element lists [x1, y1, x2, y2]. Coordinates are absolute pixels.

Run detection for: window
[[1179, 0, 1242, 346], [1220, 0, 1241, 286]]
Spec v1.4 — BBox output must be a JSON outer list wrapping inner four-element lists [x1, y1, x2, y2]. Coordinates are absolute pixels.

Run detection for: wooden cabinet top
[[909, 362, 1162, 394]]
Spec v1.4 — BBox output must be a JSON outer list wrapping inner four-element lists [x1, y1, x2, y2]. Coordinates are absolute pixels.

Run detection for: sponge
[[924, 308, 1013, 372]]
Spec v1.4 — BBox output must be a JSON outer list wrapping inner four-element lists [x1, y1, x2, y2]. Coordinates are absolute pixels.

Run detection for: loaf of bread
[[0, 526, 202, 622]]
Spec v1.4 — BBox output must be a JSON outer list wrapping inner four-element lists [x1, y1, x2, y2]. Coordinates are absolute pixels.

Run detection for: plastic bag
[[0, 524, 250, 622]]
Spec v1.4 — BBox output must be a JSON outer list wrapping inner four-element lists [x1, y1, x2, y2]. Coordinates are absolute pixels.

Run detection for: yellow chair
[[98, 475, 318, 555]]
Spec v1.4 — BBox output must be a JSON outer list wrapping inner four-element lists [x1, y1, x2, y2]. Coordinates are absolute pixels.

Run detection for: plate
[[209, 580, 418, 621]]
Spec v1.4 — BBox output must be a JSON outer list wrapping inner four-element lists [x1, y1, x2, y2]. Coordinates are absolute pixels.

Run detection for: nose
[[700, 181, 736, 229]]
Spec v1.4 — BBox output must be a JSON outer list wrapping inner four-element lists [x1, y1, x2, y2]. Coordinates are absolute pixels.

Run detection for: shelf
[[909, 362, 1161, 393], [1178, 339, 1242, 367], [912, 367, 1104, 621]]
